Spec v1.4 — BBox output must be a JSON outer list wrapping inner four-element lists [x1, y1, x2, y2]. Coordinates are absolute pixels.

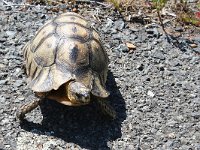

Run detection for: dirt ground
[[0, 0, 199, 150]]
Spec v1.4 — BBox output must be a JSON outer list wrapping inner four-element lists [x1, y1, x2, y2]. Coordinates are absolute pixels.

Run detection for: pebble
[[189, 43, 198, 48], [147, 91, 155, 97], [146, 28, 154, 34], [175, 27, 184, 32], [152, 51, 165, 60], [0, 80, 7, 85], [17, 96, 25, 101], [152, 28, 160, 38], [188, 0, 199, 2], [0, 63, 6, 68], [167, 133, 176, 139], [105, 18, 113, 28], [112, 33, 122, 40], [0, 38, 6, 42], [114, 20, 125, 30], [0, 96, 6, 104], [115, 44, 129, 52], [6, 31, 16, 38], [126, 42, 136, 50], [13, 80, 23, 87], [191, 112, 200, 119], [128, 25, 139, 32]]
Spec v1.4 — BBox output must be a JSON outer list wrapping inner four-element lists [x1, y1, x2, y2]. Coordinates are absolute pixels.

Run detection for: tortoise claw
[[16, 109, 26, 121]]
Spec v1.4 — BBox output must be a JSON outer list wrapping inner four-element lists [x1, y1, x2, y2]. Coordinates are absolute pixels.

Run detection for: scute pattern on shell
[[23, 12, 109, 97]]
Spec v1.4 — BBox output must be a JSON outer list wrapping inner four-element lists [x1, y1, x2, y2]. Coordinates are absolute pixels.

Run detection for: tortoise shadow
[[20, 71, 126, 149]]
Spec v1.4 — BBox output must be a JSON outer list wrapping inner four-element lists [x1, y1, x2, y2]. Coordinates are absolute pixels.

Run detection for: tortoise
[[16, 12, 116, 120]]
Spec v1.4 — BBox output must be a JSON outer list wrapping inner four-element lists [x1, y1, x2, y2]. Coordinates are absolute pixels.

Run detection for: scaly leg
[[16, 95, 44, 120], [96, 98, 116, 119]]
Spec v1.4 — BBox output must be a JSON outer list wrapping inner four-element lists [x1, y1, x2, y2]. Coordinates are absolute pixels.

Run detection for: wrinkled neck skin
[[35, 81, 90, 106]]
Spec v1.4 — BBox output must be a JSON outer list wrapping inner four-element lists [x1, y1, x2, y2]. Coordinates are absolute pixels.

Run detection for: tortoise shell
[[23, 12, 109, 98]]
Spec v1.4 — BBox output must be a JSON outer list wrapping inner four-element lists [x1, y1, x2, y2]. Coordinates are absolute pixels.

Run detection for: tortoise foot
[[16, 97, 43, 120], [96, 99, 116, 120], [16, 109, 26, 120]]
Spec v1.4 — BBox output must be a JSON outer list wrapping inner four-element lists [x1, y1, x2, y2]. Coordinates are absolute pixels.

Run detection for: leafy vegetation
[[107, 0, 200, 27], [105, 0, 136, 12], [152, 0, 168, 11]]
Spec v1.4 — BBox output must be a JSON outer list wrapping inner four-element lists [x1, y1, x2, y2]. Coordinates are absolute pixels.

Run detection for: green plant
[[152, 0, 168, 33], [175, 1, 200, 26], [180, 12, 200, 26], [152, 0, 168, 11], [152, 0, 200, 28], [106, 0, 136, 12], [108, 0, 121, 11]]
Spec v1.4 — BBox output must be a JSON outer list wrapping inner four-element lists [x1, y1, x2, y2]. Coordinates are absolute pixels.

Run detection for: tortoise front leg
[[16, 95, 44, 120], [96, 98, 116, 120]]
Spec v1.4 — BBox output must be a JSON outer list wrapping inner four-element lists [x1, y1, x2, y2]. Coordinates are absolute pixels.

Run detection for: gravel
[[0, 1, 200, 150]]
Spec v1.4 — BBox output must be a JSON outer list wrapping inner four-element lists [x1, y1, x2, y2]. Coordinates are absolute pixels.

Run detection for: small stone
[[146, 28, 154, 34], [166, 120, 178, 127], [6, 31, 16, 38], [126, 42, 136, 50], [0, 80, 7, 85], [13, 80, 23, 87], [17, 96, 25, 101], [114, 20, 125, 30], [51, 7, 59, 12], [13, 68, 22, 77], [78, 4, 84, 9], [105, 18, 113, 28], [124, 15, 131, 21], [152, 51, 165, 60], [144, 17, 151, 22], [5, 144, 11, 148], [191, 112, 200, 119], [2, 118, 9, 124], [112, 40, 120, 45], [146, 27, 160, 38], [0, 38, 6, 43], [175, 27, 184, 32], [192, 36, 200, 42], [152, 28, 160, 37], [188, 0, 198, 2], [126, 144, 134, 149], [147, 90, 155, 97], [0, 63, 6, 68], [130, 34, 137, 40], [190, 43, 198, 48], [72, 8, 78, 13], [112, 33, 122, 40], [128, 25, 139, 32], [167, 133, 176, 139], [115, 44, 129, 52], [0, 96, 6, 103]]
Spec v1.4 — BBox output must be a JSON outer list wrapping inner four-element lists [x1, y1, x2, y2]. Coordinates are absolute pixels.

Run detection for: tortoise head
[[67, 81, 90, 104]]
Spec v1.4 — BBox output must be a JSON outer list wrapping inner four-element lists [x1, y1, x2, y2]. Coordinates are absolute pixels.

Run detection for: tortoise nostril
[[83, 93, 89, 98], [76, 93, 81, 99]]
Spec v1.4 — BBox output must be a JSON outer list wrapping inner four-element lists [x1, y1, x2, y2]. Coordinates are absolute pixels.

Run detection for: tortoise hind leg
[[96, 98, 116, 119], [16, 96, 44, 120]]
